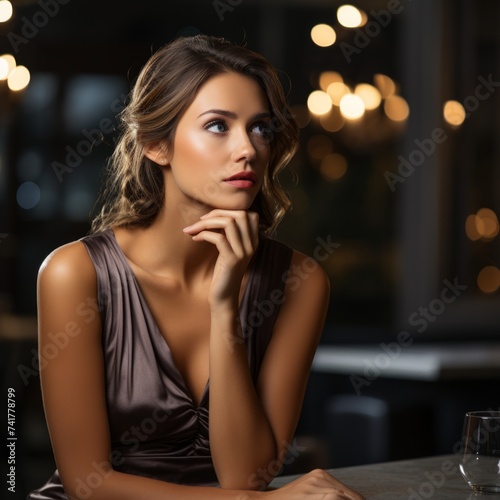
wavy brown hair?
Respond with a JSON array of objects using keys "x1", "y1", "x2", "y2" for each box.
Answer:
[{"x1": 91, "y1": 34, "x2": 299, "y2": 235}]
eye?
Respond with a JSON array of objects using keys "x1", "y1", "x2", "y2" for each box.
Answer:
[
  {"x1": 251, "y1": 122, "x2": 272, "y2": 138},
  {"x1": 205, "y1": 120, "x2": 228, "y2": 134}
]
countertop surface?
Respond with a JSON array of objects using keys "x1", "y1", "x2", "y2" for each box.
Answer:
[
  {"x1": 312, "y1": 342, "x2": 500, "y2": 381},
  {"x1": 270, "y1": 454, "x2": 500, "y2": 499}
]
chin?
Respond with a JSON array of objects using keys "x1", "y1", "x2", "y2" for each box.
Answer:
[{"x1": 205, "y1": 195, "x2": 257, "y2": 212}]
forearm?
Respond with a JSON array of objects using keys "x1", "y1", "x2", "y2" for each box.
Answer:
[
  {"x1": 208, "y1": 308, "x2": 278, "y2": 490},
  {"x1": 65, "y1": 468, "x2": 265, "y2": 500}
]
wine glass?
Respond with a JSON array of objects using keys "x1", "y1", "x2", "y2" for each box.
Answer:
[{"x1": 459, "y1": 411, "x2": 500, "y2": 493}]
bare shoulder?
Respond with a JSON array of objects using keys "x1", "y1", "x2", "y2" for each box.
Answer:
[
  {"x1": 285, "y1": 248, "x2": 330, "y2": 301},
  {"x1": 38, "y1": 239, "x2": 96, "y2": 289}
]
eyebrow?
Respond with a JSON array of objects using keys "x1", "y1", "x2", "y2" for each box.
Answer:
[{"x1": 197, "y1": 109, "x2": 272, "y2": 120}]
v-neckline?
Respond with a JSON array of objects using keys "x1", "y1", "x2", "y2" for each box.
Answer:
[{"x1": 106, "y1": 228, "x2": 255, "y2": 408}]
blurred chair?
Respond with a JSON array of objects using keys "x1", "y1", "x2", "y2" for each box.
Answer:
[{"x1": 325, "y1": 394, "x2": 390, "y2": 467}]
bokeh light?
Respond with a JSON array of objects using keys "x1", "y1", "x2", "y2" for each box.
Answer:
[
  {"x1": 0, "y1": 53, "x2": 16, "y2": 80},
  {"x1": 476, "y1": 208, "x2": 499, "y2": 239},
  {"x1": 465, "y1": 214, "x2": 481, "y2": 241},
  {"x1": 339, "y1": 93, "x2": 365, "y2": 120},
  {"x1": 8, "y1": 65, "x2": 30, "y2": 91},
  {"x1": 311, "y1": 24, "x2": 337, "y2": 47},
  {"x1": 374, "y1": 73, "x2": 396, "y2": 98},
  {"x1": 320, "y1": 108, "x2": 345, "y2": 132},
  {"x1": 0, "y1": 0, "x2": 13, "y2": 23},
  {"x1": 320, "y1": 153, "x2": 348, "y2": 180},
  {"x1": 465, "y1": 209, "x2": 499, "y2": 241},
  {"x1": 337, "y1": 4, "x2": 363, "y2": 28},
  {"x1": 16, "y1": 181, "x2": 41, "y2": 209},
  {"x1": 443, "y1": 100, "x2": 466, "y2": 127},
  {"x1": 384, "y1": 95, "x2": 409, "y2": 122},
  {"x1": 327, "y1": 82, "x2": 351, "y2": 106},
  {"x1": 307, "y1": 90, "x2": 332, "y2": 115},
  {"x1": 319, "y1": 71, "x2": 343, "y2": 92},
  {"x1": 355, "y1": 83, "x2": 382, "y2": 110},
  {"x1": 477, "y1": 266, "x2": 500, "y2": 294}
]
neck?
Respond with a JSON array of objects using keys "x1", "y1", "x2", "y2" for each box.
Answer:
[{"x1": 115, "y1": 200, "x2": 218, "y2": 286}]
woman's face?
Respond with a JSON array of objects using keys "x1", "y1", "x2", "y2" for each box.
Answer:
[{"x1": 156, "y1": 72, "x2": 272, "y2": 213}]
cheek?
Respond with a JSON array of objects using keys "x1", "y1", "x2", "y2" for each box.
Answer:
[{"x1": 171, "y1": 132, "x2": 223, "y2": 170}]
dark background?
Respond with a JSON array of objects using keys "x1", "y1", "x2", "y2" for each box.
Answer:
[{"x1": 1, "y1": 0, "x2": 499, "y2": 497}]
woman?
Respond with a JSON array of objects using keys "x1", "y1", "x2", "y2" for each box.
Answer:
[{"x1": 29, "y1": 35, "x2": 363, "y2": 499}]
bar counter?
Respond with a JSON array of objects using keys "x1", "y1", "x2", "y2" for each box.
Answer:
[{"x1": 270, "y1": 454, "x2": 500, "y2": 499}]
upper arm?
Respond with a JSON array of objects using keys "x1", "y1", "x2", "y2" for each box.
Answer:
[
  {"x1": 256, "y1": 249, "x2": 330, "y2": 454},
  {"x1": 37, "y1": 241, "x2": 112, "y2": 496}
]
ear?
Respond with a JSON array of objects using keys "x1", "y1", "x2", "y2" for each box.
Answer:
[{"x1": 144, "y1": 143, "x2": 170, "y2": 166}]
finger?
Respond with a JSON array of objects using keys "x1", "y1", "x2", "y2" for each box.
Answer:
[
  {"x1": 301, "y1": 470, "x2": 364, "y2": 499},
  {"x1": 183, "y1": 216, "x2": 235, "y2": 235},
  {"x1": 184, "y1": 217, "x2": 246, "y2": 258},
  {"x1": 199, "y1": 209, "x2": 249, "y2": 220},
  {"x1": 185, "y1": 213, "x2": 258, "y2": 257},
  {"x1": 322, "y1": 473, "x2": 365, "y2": 500},
  {"x1": 190, "y1": 230, "x2": 234, "y2": 257},
  {"x1": 202, "y1": 210, "x2": 259, "y2": 252}
]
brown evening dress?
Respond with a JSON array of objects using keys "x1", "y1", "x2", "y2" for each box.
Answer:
[{"x1": 28, "y1": 229, "x2": 293, "y2": 499}]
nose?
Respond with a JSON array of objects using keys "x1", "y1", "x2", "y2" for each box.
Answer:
[{"x1": 231, "y1": 129, "x2": 257, "y2": 163}]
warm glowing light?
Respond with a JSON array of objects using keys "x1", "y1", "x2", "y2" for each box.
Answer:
[
  {"x1": 384, "y1": 95, "x2": 409, "y2": 122},
  {"x1": 339, "y1": 93, "x2": 365, "y2": 120},
  {"x1": 374, "y1": 73, "x2": 396, "y2": 98},
  {"x1": 477, "y1": 266, "x2": 500, "y2": 294},
  {"x1": 0, "y1": 53, "x2": 15, "y2": 80},
  {"x1": 355, "y1": 83, "x2": 382, "y2": 110},
  {"x1": 0, "y1": 0, "x2": 13, "y2": 23},
  {"x1": 319, "y1": 71, "x2": 343, "y2": 92},
  {"x1": 443, "y1": 100, "x2": 466, "y2": 127},
  {"x1": 320, "y1": 108, "x2": 345, "y2": 132},
  {"x1": 337, "y1": 4, "x2": 363, "y2": 28},
  {"x1": 307, "y1": 135, "x2": 334, "y2": 160},
  {"x1": 465, "y1": 214, "x2": 481, "y2": 241},
  {"x1": 7, "y1": 65, "x2": 30, "y2": 91},
  {"x1": 0, "y1": 59, "x2": 9, "y2": 80},
  {"x1": 476, "y1": 208, "x2": 499, "y2": 239},
  {"x1": 359, "y1": 10, "x2": 368, "y2": 26},
  {"x1": 320, "y1": 153, "x2": 348, "y2": 180},
  {"x1": 311, "y1": 24, "x2": 337, "y2": 47},
  {"x1": 307, "y1": 90, "x2": 332, "y2": 116},
  {"x1": 466, "y1": 208, "x2": 499, "y2": 241},
  {"x1": 327, "y1": 82, "x2": 351, "y2": 106}
]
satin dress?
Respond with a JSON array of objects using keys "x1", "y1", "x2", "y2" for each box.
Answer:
[{"x1": 28, "y1": 229, "x2": 293, "y2": 498}]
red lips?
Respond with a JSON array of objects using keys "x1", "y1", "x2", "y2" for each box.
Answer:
[
  {"x1": 223, "y1": 171, "x2": 258, "y2": 189},
  {"x1": 225, "y1": 171, "x2": 257, "y2": 183}
]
